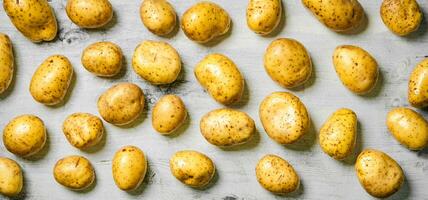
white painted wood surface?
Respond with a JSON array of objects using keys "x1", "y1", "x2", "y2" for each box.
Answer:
[{"x1": 0, "y1": 0, "x2": 427, "y2": 199}]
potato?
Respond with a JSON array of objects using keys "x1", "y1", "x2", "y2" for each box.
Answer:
[
  {"x1": 355, "y1": 149, "x2": 404, "y2": 198},
  {"x1": 408, "y1": 58, "x2": 428, "y2": 108},
  {"x1": 255, "y1": 154, "x2": 299, "y2": 194},
  {"x1": 63, "y1": 113, "x2": 104, "y2": 149},
  {"x1": 259, "y1": 92, "x2": 310, "y2": 144},
  {"x1": 264, "y1": 38, "x2": 312, "y2": 88},
  {"x1": 246, "y1": 0, "x2": 282, "y2": 35},
  {"x1": 112, "y1": 146, "x2": 147, "y2": 191},
  {"x1": 53, "y1": 155, "x2": 95, "y2": 190},
  {"x1": 140, "y1": 0, "x2": 177, "y2": 36},
  {"x1": 333, "y1": 45, "x2": 378, "y2": 94},
  {"x1": 0, "y1": 33, "x2": 14, "y2": 94},
  {"x1": 319, "y1": 108, "x2": 357, "y2": 160},
  {"x1": 169, "y1": 150, "x2": 215, "y2": 188},
  {"x1": 387, "y1": 107, "x2": 428, "y2": 150},
  {"x1": 152, "y1": 94, "x2": 187, "y2": 135},
  {"x1": 380, "y1": 0, "x2": 422, "y2": 36},
  {"x1": 200, "y1": 108, "x2": 255, "y2": 147},
  {"x1": 66, "y1": 0, "x2": 113, "y2": 28},
  {"x1": 195, "y1": 54, "x2": 244, "y2": 105},
  {"x1": 3, "y1": 0, "x2": 57, "y2": 42},
  {"x1": 81, "y1": 42, "x2": 123, "y2": 77},
  {"x1": 3, "y1": 115, "x2": 46, "y2": 157},
  {"x1": 30, "y1": 55, "x2": 74, "y2": 105},
  {"x1": 132, "y1": 40, "x2": 181, "y2": 85},
  {"x1": 0, "y1": 157, "x2": 23, "y2": 197},
  {"x1": 181, "y1": 2, "x2": 230, "y2": 43}
]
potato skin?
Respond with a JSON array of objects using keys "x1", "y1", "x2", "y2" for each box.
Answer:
[
  {"x1": 82, "y1": 42, "x2": 123, "y2": 77},
  {"x1": 53, "y1": 155, "x2": 95, "y2": 190},
  {"x1": 0, "y1": 157, "x2": 23, "y2": 197},
  {"x1": 140, "y1": 0, "x2": 177, "y2": 36},
  {"x1": 408, "y1": 58, "x2": 428, "y2": 108},
  {"x1": 112, "y1": 146, "x2": 147, "y2": 191},
  {"x1": 66, "y1": 0, "x2": 113, "y2": 28},
  {"x1": 63, "y1": 113, "x2": 104, "y2": 149},
  {"x1": 0, "y1": 33, "x2": 14, "y2": 94},
  {"x1": 246, "y1": 0, "x2": 282, "y2": 35},
  {"x1": 152, "y1": 95, "x2": 187, "y2": 134},
  {"x1": 380, "y1": 0, "x2": 422, "y2": 36}
]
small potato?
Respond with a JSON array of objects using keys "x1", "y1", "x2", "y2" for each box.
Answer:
[
  {"x1": 200, "y1": 108, "x2": 255, "y2": 147},
  {"x1": 0, "y1": 33, "x2": 14, "y2": 94},
  {"x1": 140, "y1": 0, "x2": 177, "y2": 36},
  {"x1": 256, "y1": 154, "x2": 300, "y2": 194},
  {"x1": 112, "y1": 146, "x2": 147, "y2": 191},
  {"x1": 264, "y1": 38, "x2": 312, "y2": 88},
  {"x1": 66, "y1": 0, "x2": 113, "y2": 28},
  {"x1": 380, "y1": 0, "x2": 422, "y2": 36},
  {"x1": 355, "y1": 149, "x2": 404, "y2": 198},
  {"x1": 0, "y1": 157, "x2": 23, "y2": 197},
  {"x1": 333, "y1": 45, "x2": 378, "y2": 94},
  {"x1": 63, "y1": 113, "x2": 104, "y2": 149},
  {"x1": 408, "y1": 58, "x2": 428, "y2": 107},
  {"x1": 169, "y1": 150, "x2": 215, "y2": 188},
  {"x1": 181, "y1": 2, "x2": 230, "y2": 43},
  {"x1": 98, "y1": 83, "x2": 145, "y2": 126},
  {"x1": 132, "y1": 40, "x2": 181, "y2": 85},
  {"x1": 3, "y1": 115, "x2": 46, "y2": 157},
  {"x1": 387, "y1": 107, "x2": 428, "y2": 150},
  {"x1": 246, "y1": 0, "x2": 282, "y2": 35},
  {"x1": 30, "y1": 55, "x2": 74, "y2": 105},
  {"x1": 81, "y1": 42, "x2": 123, "y2": 77},
  {"x1": 152, "y1": 95, "x2": 187, "y2": 134},
  {"x1": 195, "y1": 54, "x2": 244, "y2": 105},
  {"x1": 53, "y1": 155, "x2": 95, "y2": 190},
  {"x1": 3, "y1": 0, "x2": 57, "y2": 42},
  {"x1": 259, "y1": 92, "x2": 310, "y2": 144}
]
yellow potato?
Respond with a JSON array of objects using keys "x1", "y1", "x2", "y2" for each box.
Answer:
[
  {"x1": 0, "y1": 33, "x2": 14, "y2": 94},
  {"x1": 53, "y1": 155, "x2": 95, "y2": 190},
  {"x1": 195, "y1": 54, "x2": 244, "y2": 105},
  {"x1": 3, "y1": 0, "x2": 57, "y2": 42},
  {"x1": 169, "y1": 150, "x2": 215, "y2": 188},
  {"x1": 387, "y1": 107, "x2": 428, "y2": 150},
  {"x1": 259, "y1": 92, "x2": 310, "y2": 144},
  {"x1": 256, "y1": 154, "x2": 299, "y2": 194},
  {"x1": 380, "y1": 0, "x2": 422, "y2": 36},
  {"x1": 30, "y1": 55, "x2": 74, "y2": 105},
  {"x1": 333, "y1": 45, "x2": 378, "y2": 94},
  {"x1": 132, "y1": 40, "x2": 181, "y2": 85},
  {"x1": 81, "y1": 41, "x2": 123, "y2": 77},
  {"x1": 152, "y1": 94, "x2": 187, "y2": 135},
  {"x1": 66, "y1": 0, "x2": 113, "y2": 28},
  {"x1": 3, "y1": 115, "x2": 46, "y2": 157},
  {"x1": 355, "y1": 149, "x2": 404, "y2": 198},
  {"x1": 140, "y1": 0, "x2": 177, "y2": 36},
  {"x1": 181, "y1": 2, "x2": 230, "y2": 43},
  {"x1": 200, "y1": 108, "x2": 255, "y2": 147},
  {"x1": 63, "y1": 113, "x2": 104, "y2": 149},
  {"x1": 319, "y1": 108, "x2": 357, "y2": 160},
  {"x1": 264, "y1": 38, "x2": 312, "y2": 88},
  {"x1": 112, "y1": 146, "x2": 147, "y2": 191},
  {"x1": 0, "y1": 157, "x2": 23, "y2": 197},
  {"x1": 408, "y1": 58, "x2": 428, "y2": 107},
  {"x1": 246, "y1": 0, "x2": 282, "y2": 35}
]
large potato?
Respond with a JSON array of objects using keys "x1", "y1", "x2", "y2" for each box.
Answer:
[
  {"x1": 3, "y1": 0, "x2": 57, "y2": 42},
  {"x1": 81, "y1": 41, "x2": 123, "y2": 77},
  {"x1": 66, "y1": 0, "x2": 113, "y2": 28},
  {"x1": 112, "y1": 146, "x2": 147, "y2": 191},
  {"x1": 152, "y1": 94, "x2": 187, "y2": 135},
  {"x1": 408, "y1": 58, "x2": 428, "y2": 107},
  {"x1": 0, "y1": 157, "x2": 23, "y2": 197},
  {"x1": 380, "y1": 0, "x2": 422, "y2": 36},
  {"x1": 3, "y1": 115, "x2": 46, "y2": 157},
  {"x1": 63, "y1": 113, "x2": 104, "y2": 149},
  {"x1": 355, "y1": 149, "x2": 404, "y2": 198},
  {"x1": 0, "y1": 33, "x2": 14, "y2": 94},
  {"x1": 53, "y1": 155, "x2": 95, "y2": 190},
  {"x1": 264, "y1": 38, "x2": 312, "y2": 88},
  {"x1": 246, "y1": 0, "x2": 282, "y2": 35},
  {"x1": 195, "y1": 54, "x2": 244, "y2": 105},
  {"x1": 140, "y1": 0, "x2": 177, "y2": 36},
  {"x1": 259, "y1": 92, "x2": 310, "y2": 144}
]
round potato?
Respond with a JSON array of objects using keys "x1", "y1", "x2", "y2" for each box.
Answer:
[
  {"x1": 132, "y1": 40, "x2": 181, "y2": 85},
  {"x1": 53, "y1": 155, "x2": 95, "y2": 190},
  {"x1": 195, "y1": 54, "x2": 244, "y2": 105},
  {"x1": 63, "y1": 113, "x2": 104, "y2": 149},
  {"x1": 181, "y1": 2, "x2": 230, "y2": 43},
  {"x1": 408, "y1": 58, "x2": 428, "y2": 108},
  {"x1": 169, "y1": 150, "x2": 215, "y2": 188},
  {"x1": 355, "y1": 149, "x2": 404, "y2": 198},
  {"x1": 0, "y1": 157, "x2": 23, "y2": 197},
  {"x1": 3, "y1": 115, "x2": 46, "y2": 157},
  {"x1": 3, "y1": 0, "x2": 57, "y2": 42},
  {"x1": 264, "y1": 38, "x2": 312, "y2": 88},
  {"x1": 259, "y1": 92, "x2": 310, "y2": 144},
  {"x1": 256, "y1": 154, "x2": 299, "y2": 194},
  {"x1": 81, "y1": 41, "x2": 123, "y2": 77},
  {"x1": 246, "y1": 0, "x2": 282, "y2": 35},
  {"x1": 66, "y1": 0, "x2": 113, "y2": 28},
  {"x1": 380, "y1": 0, "x2": 422, "y2": 36},
  {"x1": 152, "y1": 94, "x2": 187, "y2": 134},
  {"x1": 112, "y1": 146, "x2": 147, "y2": 191},
  {"x1": 0, "y1": 33, "x2": 14, "y2": 94},
  {"x1": 140, "y1": 0, "x2": 177, "y2": 36}
]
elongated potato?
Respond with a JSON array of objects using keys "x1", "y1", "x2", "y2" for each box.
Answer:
[
  {"x1": 81, "y1": 41, "x2": 123, "y2": 77},
  {"x1": 152, "y1": 95, "x2": 187, "y2": 134},
  {"x1": 246, "y1": 0, "x2": 282, "y2": 35},
  {"x1": 140, "y1": 0, "x2": 177, "y2": 36},
  {"x1": 53, "y1": 155, "x2": 95, "y2": 190},
  {"x1": 380, "y1": 0, "x2": 422, "y2": 36},
  {"x1": 408, "y1": 58, "x2": 428, "y2": 108},
  {"x1": 0, "y1": 157, "x2": 23, "y2": 197},
  {"x1": 0, "y1": 33, "x2": 14, "y2": 94},
  {"x1": 63, "y1": 113, "x2": 104, "y2": 149},
  {"x1": 112, "y1": 146, "x2": 147, "y2": 191},
  {"x1": 66, "y1": 0, "x2": 113, "y2": 28}
]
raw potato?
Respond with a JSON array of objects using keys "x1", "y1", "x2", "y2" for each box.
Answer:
[
  {"x1": 132, "y1": 40, "x2": 181, "y2": 85},
  {"x1": 3, "y1": 115, "x2": 46, "y2": 157},
  {"x1": 319, "y1": 108, "x2": 357, "y2": 160},
  {"x1": 259, "y1": 92, "x2": 310, "y2": 144},
  {"x1": 195, "y1": 54, "x2": 244, "y2": 105},
  {"x1": 66, "y1": 0, "x2": 113, "y2": 28},
  {"x1": 246, "y1": 0, "x2": 282, "y2": 35},
  {"x1": 181, "y1": 2, "x2": 231, "y2": 43},
  {"x1": 386, "y1": 107, "x2": 428, "y2": 150},
  {"x1": 0, "y1": 157, "x2": 23, "y2": 197},
  {"x1": 200, "y1": 108, "x2": 255, "y2": 147},
  {"x1": 256, "y1": 154, "x2": 300, "y2": 194},
  {"x1": 333, "y1": 45, "x2": 378, "y2": 94},
  {"x1": 3, "y1": 0, "x2": 57, "y2": 42},
  {"x1": 169, "y1": 150, "x2": 215, "y2": 188},
  {"x1": 98, "y1": 83, "x2": 145, "y2": 126},
  {"x1": 53, "y1": 155, "x2": 95, "y2": 190},
  {"x1": 63, "y1": 113, "x2": 104, "y2": 149},
  {"x1": 380, "y1": 0, "x2": 422, "y2": 36},
  {"x1": 30, "y1": 55, "x2": 74, "y2": 105},
  {"x1": 408, "y1": 58, "x2": 428, "y2": 107},
  {"x1": 152, "y1": 95, "x2": 187, "y2": 134},
  {"x1": 0, "y1": 33, "x2": 14, "y2": 94},
  {"x1": 81, "y1": 42, "x2": 123, "y2": 77},
  {"x1": 355, "y1": 149, "x2": 404, "y2": 198},
  {"x1": 140, "y1": 0, "x2": 177, "y2": 36},
  {"x1": 112, "y1": 146, "x2": 147, "y2": 191},
  {"x1": 264, "y1": 38, "x2": 312, "y2": 88}
]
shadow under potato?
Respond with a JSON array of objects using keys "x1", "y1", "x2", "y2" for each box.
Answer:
[
  {"x1": 220, "y1": 129, "x2": 261, "y2": 151},
  {"x1": 200, "y1": 20, "x2": 233, "y2": 47},
  {"x1": 341, "y1": 121, "x2": 363, "y2": 165},
  {"x1": 261, "y1": 0, "x2": 286, "y2": 38},
  {"x1": 283, "y1": 120, "x2": 316, "y2": 151},
  {"x1": 24, "y1": 129, "x2": 50, "y2": 161}
]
